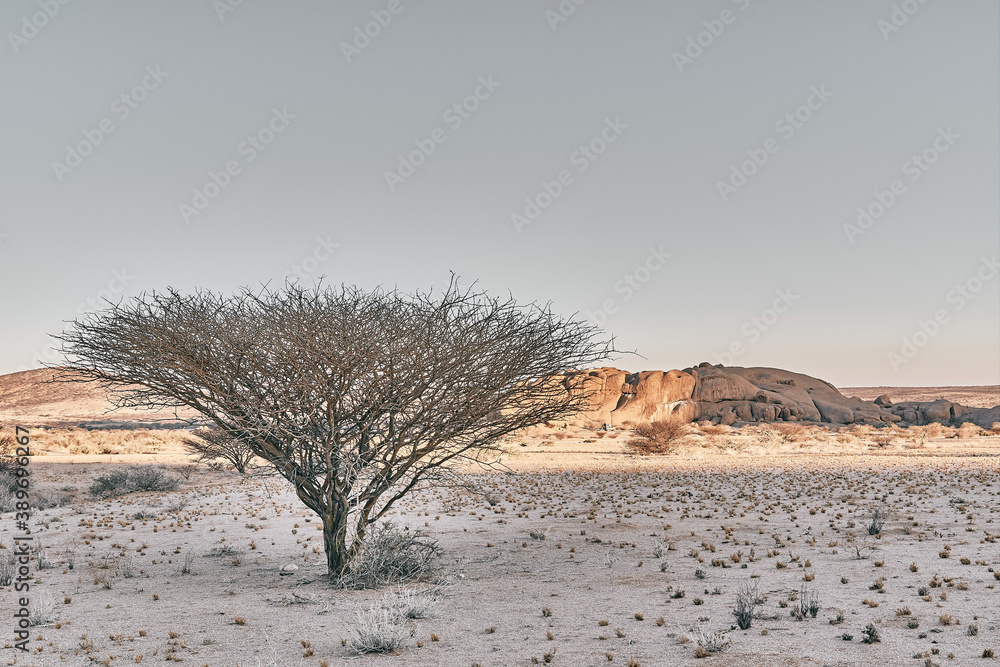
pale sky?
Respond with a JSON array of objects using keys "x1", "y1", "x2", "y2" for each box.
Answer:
[{"x1": 1, "y1": 1, "x2": 997, "y2": 387}]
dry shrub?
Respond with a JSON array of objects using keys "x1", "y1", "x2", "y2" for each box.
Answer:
[
  {"x1": 337, "y1": 522, "x2": 441, "y2": 589},
  {"x1": 871, "y1": 432, "x2": 896, "y2": 448},
  {"x1": 0, "y1": 435, "x2": 17, "y2": 475},
  {"x1": 89, "y1": 466, "x2": 181, "y2": 498},
  {"x1": 695, "y1": 422, "x2": 731, "y2": 436},
  {"x1": 768, "y1": 422, "x2": 806, "y2": 442},
  {"x1": 990, "y1": 422, "x2": 1000, "y2": 435},
  {"x1": 845, "y1": 424, "x2": 877, "y2": 438},
  {"x1": 920, "y1": 423, "x2": 949, "y2": 438},
  {"x1": 955, "y1": 422, "x2": 983, "y2": 439},
  {"x1": 625, "y1": 420, "x2": 689, "y2": 455}
]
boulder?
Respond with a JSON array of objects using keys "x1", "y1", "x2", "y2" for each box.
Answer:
[{"x1": 874, "y1": 394, "x2": 892, "y2": 408}]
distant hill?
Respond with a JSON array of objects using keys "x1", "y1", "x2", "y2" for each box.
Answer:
[
  {"x1": 0, "y1": 368, "x2": 197, "y2": 428},
  {"x1": 840, "y1": 385, "x2": 1000, "y2": 409}
]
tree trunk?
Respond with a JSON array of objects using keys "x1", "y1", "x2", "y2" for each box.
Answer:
[{"x1": 321, "y1": 503, "x2": 350, "y2": 576}]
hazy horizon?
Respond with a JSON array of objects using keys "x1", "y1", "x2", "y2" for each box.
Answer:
[{"x1": 1, "y1": 1, "x2": 997, "y2": 388}]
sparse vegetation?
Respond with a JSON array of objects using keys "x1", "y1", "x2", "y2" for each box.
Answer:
[{"x1": 89, "y1": 466, "x2": 181, "y2": 498}]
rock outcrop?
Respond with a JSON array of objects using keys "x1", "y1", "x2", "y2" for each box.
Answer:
[
  {"x1": 884, "y1": 399, "x2": 998, "y2": 426},
  {"x1": 558, "y1": 364, "x2": 994, "y2": 427}
]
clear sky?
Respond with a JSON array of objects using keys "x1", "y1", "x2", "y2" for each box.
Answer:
[{"x1": 1, "y1": 1, "x2": 997, "y2": 387}]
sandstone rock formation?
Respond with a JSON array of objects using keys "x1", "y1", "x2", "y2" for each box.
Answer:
[
  {"x1": 558, "y1": 364, "x2": 994, "y2": 427},
  {"x1": 885, "y1": 399, "x2": 1000, "y2": 427}
]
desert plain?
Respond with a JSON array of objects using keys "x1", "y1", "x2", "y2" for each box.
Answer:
[{"x1": 1, "y1": 374, "x2": 999, "y2": 667}]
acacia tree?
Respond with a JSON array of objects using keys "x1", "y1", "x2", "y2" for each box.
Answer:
[
  {"x1": 182, "y1": 428, "x2": 257, "y2": 474},
  {"x1": 55, "y1": 280, "x2": 612, "y2": 575}
]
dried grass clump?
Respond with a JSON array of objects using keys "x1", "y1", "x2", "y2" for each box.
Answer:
[
  {"x1": 768, "y1": 422, "x2": 807, "y2": 442},
  {"x1": 955, "y1": 422, "x2": 984, "y2": 439},
  {"x1": 0, "y1": 555, "x2": 14, "y2": 586},
  {"x1": 625, "y1": 420, "x2": 689, "y2": 455},
  {"x1": 388, "y1": 588, "x2": 437, "y2": 620},
  {"x1": 685, "y1": 626, "x2": 730, "y2": 654},
  {"x1": 337, "y1": 522, "x2": 441, "y2": 589},
  {"x1": 695, "y1": 422, "x2": 731, "y2": 436},
  {"x1": 918, "y1": 423, "x2": 952, "y2": 439},
  {"x1": 348, "y1": 605, "x2": 408, "y2": 654},
  {"x1": 28, "y1": 591, "x2": 57, "y2": 626}
]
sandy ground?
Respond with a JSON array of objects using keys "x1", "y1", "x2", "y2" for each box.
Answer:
[{"x1": 2, "y1": 422, "x2": 999, "y2": 667}]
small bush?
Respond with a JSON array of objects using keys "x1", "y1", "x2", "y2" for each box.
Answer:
[
  {"x1": 955, "y1": 422, "x2": 982, "y2": 439},
  {"x1": 0, "y1": 555, "x2": 14, "y2": 586},
  {"x1": 337, "y1": 522, "x2": 441, "y2": 589},
  {"x1": 349, "y1": 604, "x2": 408, "y2": 654},
  {"x1": 733, "y1": 580, "x2": 762, "y2": 630},
  {"x1": 0, "y1": 435, "x2": 17, "y2": 475},
  {"x1": 804, "y1": 590, "x2": 821, "y2": 618},
  {"x1": 89, "y1": 466, "x2": 181, "y2": 498},
  {"x1": 862, "y1": 623, "x2": 881, "y2": 644},
  {"x1": 685, "y1": 626, "x2": 730, "y2": 654},
  {"x1": 28, "y1": 591, "x2": 57, "y2": 626},
  {"x1": 389, "y1": 588, "x2": 436, "y2": 620},
  {"x1": 0, "y1": 479, "x2": 14, "y2": 513},
  {"x1": 625, "y1": 420, "x2": 689, "y2": 455},
  {"x1": 867, "y1": 504, "x2": 889, "y2": 535}
]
